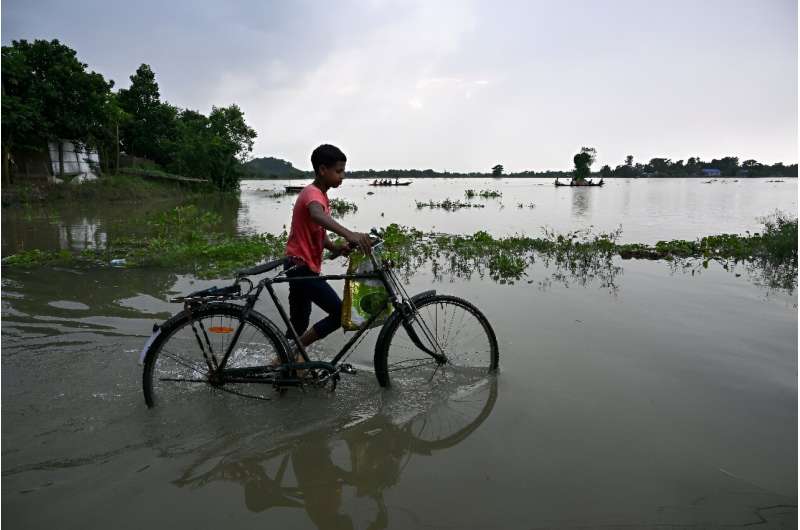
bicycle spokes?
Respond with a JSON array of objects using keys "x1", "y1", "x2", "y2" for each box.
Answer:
[
  {"x1": 382, "y1": 296, "x2": 497, "y2": 388},
  {"x1": 147, "y1": 309, "x2": 287, "y2": 405}
]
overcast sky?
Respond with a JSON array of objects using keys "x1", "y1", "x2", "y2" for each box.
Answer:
[{"x1": 3, "y1": 0, "x2": 797, "y2": 171}]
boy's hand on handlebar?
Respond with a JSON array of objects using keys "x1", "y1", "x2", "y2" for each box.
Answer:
[
  {"x1": 335, "y1": 240, "x2": 354, "y2": 257},
  {"x1": 347, "y1": 232, "x2": 373, "y2": 254}
]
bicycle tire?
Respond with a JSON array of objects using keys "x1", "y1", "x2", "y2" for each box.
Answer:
[
  {"x1": 373, "y1": 294, "x2": 499, "y2": 389},
  {"x1": 142, "y1": 303, "x2": 290, "y2": 408}
]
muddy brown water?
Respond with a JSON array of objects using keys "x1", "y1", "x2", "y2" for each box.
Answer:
[{"x1": 2, "y1": 178, "x2": 797, "y2": 528}]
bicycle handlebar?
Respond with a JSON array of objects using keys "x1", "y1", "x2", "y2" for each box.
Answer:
[{"x1": 326, "y1": 230, "x2": 383, "y2": 259}]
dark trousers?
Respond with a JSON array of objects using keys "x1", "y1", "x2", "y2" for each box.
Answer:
[{"x1": 284, "y1": 263, "x2": 342, "y2": 341}]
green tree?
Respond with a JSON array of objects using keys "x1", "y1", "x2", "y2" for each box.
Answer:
[
  {"x1": 613, "y1": 155, "x2": 638, "y2": 178},
  {"x1": 686, "y1": 157, "x2": 704, "y2": 175},
  {"x1": 118, "y1": 64, "x2": 178, "y2": 165},
  {"x1": 741, "y1": 159, "x2": 762, "y2": 176},
  {"x1": 600, "y1": 164, "x2": 612, "y2": 179},
  {"x1": 709, "y1": 156, "x2": 739, "y2": 176},
  {"x1": 1, "y1": 39, "x2": 114, "y2": 180},
  {"x1": 167, "y1": 104, "x2": 256, "y2": 191},
  {"x1": 89, "y1": 92, "x2": 131, "y2": 174},
  {"x1": 492, "y1": 164, "x2": 504, "y2": 176},
  {"x1": 572, "y1": 147, "x2": 596, "y2": 182},
  {"x1": 647, "y1": 158, "x2": 672, "y2": 175}
]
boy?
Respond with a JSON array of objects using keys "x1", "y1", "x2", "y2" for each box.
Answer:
[{"x1": 283, "y1": 144, "x2": 372, "y2": 361}]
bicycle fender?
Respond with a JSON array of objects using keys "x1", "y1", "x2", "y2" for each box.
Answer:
[
  {"x1": 374, "y1": 290, "x2": 436, "y2": 357},
  {"x1": 138, "y1": 323, "x2": 162, "y2": 366}
]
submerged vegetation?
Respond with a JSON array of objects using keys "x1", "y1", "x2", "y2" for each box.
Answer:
[
  {"x1": 2, "y1": 249, "x2": 74, "y2": 267},
  {"x1": 3, "y1": 205, "x2": 285, "y2": 278},
  {"x1": 372, "y1": 215, "x2": 798, "y2": 291},
  {"x1": 3, "y1": 203, "x2": 796, "y2": 291},
  {"x1": 329, "y1": 198, "x2": 358, "y2": 218},
  {"x1": 415, "y1": 199, "x2": 485, "y2": 210},
  {"x1": 464, "y1": 189, "x2": 503, "y2": 199},
  {"x1": 257, "y1": 189, "x2": 356, "y2": 217},
  {"x1": 416, "y1": 189, "x2": 503, "y2": 211}
]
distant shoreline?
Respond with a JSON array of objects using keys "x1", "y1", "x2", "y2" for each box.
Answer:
[
  {"x1": 243, "y1": 175, "x2": 798, "y2": 180},
  {"x1": 244, "y1": 155, "x2": 798, "y2": 181}
]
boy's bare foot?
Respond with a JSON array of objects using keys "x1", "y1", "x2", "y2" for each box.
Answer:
[
  {"x1": 292, "y1": 350, "x2": 306, "y2": 378},
  {"x1": 270, "y1": 349, "x2": 305, "y2": 377}
]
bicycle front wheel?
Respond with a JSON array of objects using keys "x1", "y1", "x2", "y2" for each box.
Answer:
[
  {"x1": 374, "y1": 295, "x2": 499, "y2": 389},
  {"x1": 142, "y1": 303, "x2": 290, "y2": 408}
]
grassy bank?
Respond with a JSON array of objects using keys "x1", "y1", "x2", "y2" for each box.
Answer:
[{"x1": 1, "y1": 173, "x2": 212, "y2": 207}]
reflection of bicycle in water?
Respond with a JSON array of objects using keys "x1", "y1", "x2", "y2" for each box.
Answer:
[{"x1": 172, "y1": 377, "x2": 498, "y2": 530}]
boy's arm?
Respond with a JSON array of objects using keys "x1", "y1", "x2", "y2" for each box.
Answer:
[{"x1": 308, "y1": 202, "x2": 372, "y2": 253}]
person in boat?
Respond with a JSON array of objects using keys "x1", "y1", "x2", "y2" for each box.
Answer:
[
  {"x1": 372, "y1": 179, "x2": 378, "y2": 186},
  {"x1": 281, "y1": 144, "x2": 372, "y2": 365},
  {"x1": 394, "y1": 178, "x2": 399, "y2": 185}
]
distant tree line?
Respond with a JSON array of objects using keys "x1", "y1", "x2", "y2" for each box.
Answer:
[
  {"x1": 599, "y1": 155, "x2": 796, "y2": 179},
  {"x1": 2, "y1": 39, "x2": 256, "y2": 190},
  {"x1": 246, "y1": 152, "x2": 796, "y2": 181}
]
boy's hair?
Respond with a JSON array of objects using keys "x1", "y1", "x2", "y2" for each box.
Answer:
[{"x1": 311, "y1": 144, "x2": 347, "y2": 175}]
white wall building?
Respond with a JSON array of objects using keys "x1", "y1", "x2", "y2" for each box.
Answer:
[{"x1": 47, "y1": 141, "x2": 100, "y2": 182}]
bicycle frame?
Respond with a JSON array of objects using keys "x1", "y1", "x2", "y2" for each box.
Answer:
[{"x1": 210, "y1": 249, "x2": 446, "y2": 378}]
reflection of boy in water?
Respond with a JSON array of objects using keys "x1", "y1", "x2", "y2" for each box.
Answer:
[
  {"x1": 290, "y1": 417, "x2": 406, "y2": 530},
  {"x1": 239, "y1": 439, "x2": 357, "y2": 530},
  {"x1": 210, "y1": 420, "x2": 402, "y2": 529},
  {"x1": 292, "y1": 438, "x2": 354, "y2": 530}
]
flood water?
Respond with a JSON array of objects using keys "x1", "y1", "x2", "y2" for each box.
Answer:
[{"x1": 2, "y1": 178, "x2": 797, "y2": 528}]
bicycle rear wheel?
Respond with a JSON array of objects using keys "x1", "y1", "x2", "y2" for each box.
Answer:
[
  {"x1": 374, "y1": 295, "x2": 499, "y2": 389},
  {"x1": 142, "y1": 303, "x2": 290, "y2": 408}
]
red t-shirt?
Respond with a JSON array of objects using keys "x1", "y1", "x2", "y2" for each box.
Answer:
[{"x1": 285, "y1": 184, "x2": 330, "y2": 273}]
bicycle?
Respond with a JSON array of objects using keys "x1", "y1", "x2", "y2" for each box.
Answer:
[{"x1": 141, "y1": 230, "x2": 499, "y2": 407}]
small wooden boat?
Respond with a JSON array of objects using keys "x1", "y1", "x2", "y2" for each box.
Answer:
[
  {"x1": 284, "y1": 185, "x2": 305, "y2": 193},
  {"x1": 554, "y1": 178, "x2": 604, "y2": 187},
  {"x1": 368, "y1": 181, "x2": 412, "y2": 186}
]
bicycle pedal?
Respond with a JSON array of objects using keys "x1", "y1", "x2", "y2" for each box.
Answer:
[{"x1": 340, "y1": 363, "x2": 357, "y2": 375}]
